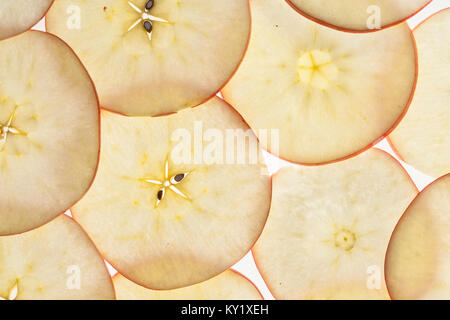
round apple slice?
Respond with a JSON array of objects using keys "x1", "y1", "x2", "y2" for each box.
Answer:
[
  {"x1": 0, "y1": 0, "x2": 54, "y2": 40},
  {"x1": 0, "y1": 31, "x2": 100, "y2": 236},
  {"x1": 385, "y1": 174, "x2": 450, "y2": 300},
  {"x1": 114, "y1": 270, "x2": 262, "y2": 300},
  {"x1": 46, "y1": 0, "x2": 250, "y2": 116},
  {"x1": 222, "y1": 0, "x2": 417, "y2": 165},
  {"x1": 72, "y1": 97, "x2": 271, "y2": 290},
  {"x1": 0, "y1": 215, "x2": 114, "y2": 300},
  {"x1": 287, "y1": 0, "x2": 430, "y2": 32},
  {"x1": 253, "y1": 149, "x2": 418, "y2": 300},
  {"x1": 389, "y1": 9, "x2": 450, "y2": 178}
]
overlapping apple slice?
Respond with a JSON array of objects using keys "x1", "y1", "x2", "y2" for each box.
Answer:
[
  {"x1": 72, "y1": 97, "x2": 271, "y2": 290},
  {"x1": 0, "y1": 215, "x2": 114, "y2": 300},
  {"x1": 0, "y1": 0, "x2": 54, "y2": 40},
  {"x1": 287, "y1": 0, "x2": 430, "y2": 31},
  {"x1": 385, "y1": 174, "x2": 450, "y2": 300},
  {"x1": 389, "y1": 9, "x2": 450, "y2": 178},
  {"x1": 114, "y1": 270, "x2": 262, "y2": 300},
  {"x1": 46, "y1": 0, "x2": 250, "y2": 116},
  {"x1": 0, "y1": 31, "x2": 100, "y2": 236},
  {"x1": 252, "y1": 149, "x2": 418, "y2": 300},
  {"x1": 222, "y1": 0, "x2": 417, "y2": 165}
]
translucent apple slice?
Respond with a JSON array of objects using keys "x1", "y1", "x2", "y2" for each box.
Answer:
[
  {"x1": 389, "y1": 9, "x2": 450, "y2": 178},
  {"x1": 46, "y1": 0, "x2": 250, "y2": 116},
  {"x1": 0, "y1": 31, "x2": 100, "y2": 236},
  {"x1": 114, "y1": 270, "x2": 262, "y2": 300},
  {"x1": 287, "y1": 0, "x2": 430, "y2": 31},
  {"x1": 0, "y1": 0, "x2": 54, "y2": 40},
  {"x1": 252, "y1": 149, "x2": 418, "y2": 299},
  {"x1": 0, "y1": 215, "x2": 114, "y2": 300},
  {"x1": 385, "y1": 174, "x2": 450, "y2": 300},
  {"x1": 72, "y1": 97, "x2": 271, "y2": 290},
  {"x1": 222, "y1": 0, "x2": 417, "y2": 165}
]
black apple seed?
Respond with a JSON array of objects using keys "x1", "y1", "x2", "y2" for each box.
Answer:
[
  {"x1": 157, "y1": 190, "x2": 163, "y2": 200},
  {"x1": 175, "y1": 174, "x2": 185, "y2": 182},
  {"x1": 145, "y1": 0, "x2": 154, "y2": 11},
  {"x1": 144, "y1": 20, "x2": 153, "y2": 33}
]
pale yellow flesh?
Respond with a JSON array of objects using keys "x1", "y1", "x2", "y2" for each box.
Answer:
[
  {"x1": 0, "y1": 215, "x2": 114, "y2": 300},
  {"x1": 0, "y1": 0, "x2": 53, "y2": 40},
  {"x1": 222, "y1": 0, "x2": 416, "y2": 164},
  {"x1": 288, "y1": 0, "x2": 429, "y2": 31},
  {"x1": 389, "y1": 9, "x2": 450, "y2": 178},
  {"x1": 386, "y1": 174, "x2": 450, "y2": 300},
  {"x1": 0, "y1": 31, "x2": 100, "y2": 236},
  {"x1": 72, "y1": 97, "x2": 271, "y2": 290},
  {"x1": 253, "y1": 149, "x2": 418, "y2": 300},
  {"x1": 114, "y1": 270, "x2": 262, "y2": 300},
  {"x1": 46, "y1": 0, "x2": 250, "y2": 116}
]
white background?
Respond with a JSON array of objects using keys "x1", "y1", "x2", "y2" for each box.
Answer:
[{"x1": 32, "y1": 0, "x2": 450, "y2": 299}]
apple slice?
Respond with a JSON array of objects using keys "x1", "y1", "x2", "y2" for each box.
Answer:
[
  {"x1": 114, "y1": 270, "x2": 262, "y2": 300},
  {"x1": 222, "y1": 0, "x2": 417, "y2": 165},
  {"x1": 0, "y1": 31, "x2": 100, "y2": 236},
  {"x1": 389, "y1": 9, "x2": 450, "y2": 178},
  {"x1": 46, "y1": 0, "x2": 250, "y2": 116},
  {"x1": 287, "y1": 0, "x2": 430, "y2": 32},
  {"x1": 0, "y1": 215, "x2": 114, "y2": 300},
  {"x1": 385, "y1": 174, "x2": 450, "y2": 300},
  {"x1": 72, "y1": 97, "x2": 271, "y2": 290},
  {"x1": 252, "y1": 149, "x2": 418, "y2": 299},
  {"x1": 0, "y1": 0, "x2": 54, "y2": 40}
]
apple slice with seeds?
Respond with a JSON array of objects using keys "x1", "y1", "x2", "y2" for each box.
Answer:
[
  {"x1": 46, "y1": 0, "x2": 251, "y2": 116},
  {"x1": 72, "y1": 97, "x2": 271, "y2": 290},
  {"x1": 385, "y1": 174, "x2": 450, "y2": 300},
  {"x1": 0, "y1": 31, "x2": 100, "y2": 236},
  {"x1": 0, "y1": 0, "x2": 54, "y2": 40},
  {"x1": 287, "y1": 0, "x2": 430, "y2": 32},
  {"x1": 114, "y1": 270, "x2": 263, "y2": 300},
  {"x1": 0, "y1": 215, "x2": 114, "y2": 300},
  {"x1": 252, "y1": 149, "x2": 418, "y2": 300},
  {"x1": 222, "y1": 0, "x2": 417, "y2": 165},
  {"x1": 389, "y1": 9, "x2": 450, "y2": 178}
]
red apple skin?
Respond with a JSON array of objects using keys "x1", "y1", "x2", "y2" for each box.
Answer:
[
  {"x1": 45, "y1": 0, "x2": 253, "y2": 118},
  {"x1": 253, "y1": 148, "x2": 418, "y2": 300},
  {"x1": 2, "y1": 30, "x2": 101, "y2": 237},
  {"x1": 384, "y1": 172, "x2": 450, "y2": 300},
  {"x1": 285, "y1": 0, "x2": 432, "y2": 33}
]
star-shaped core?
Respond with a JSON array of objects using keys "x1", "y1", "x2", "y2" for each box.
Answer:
[
  {"x1": 0, "y1": 280, "x2": 18, "y2": 301},
  {"x1": 127, "y1": 0, "x2": 168, "y2": 40},
  {"x1": 143, "y1": 160, "x2": 190, "y2": 207},
  {"x1": 0, "y1": 107, "x2": 27, "y2": 152}
]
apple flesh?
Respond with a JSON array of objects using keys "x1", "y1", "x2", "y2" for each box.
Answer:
[
  {"x1": 222, "y1": 0, "x2": 417, "y2": 165},
  {"x1": 0, "y1": 0, "x2": 54, "y2": 40},
  {"x1": 114, "y1": 270, "x2": 262, "y2": 300},
  {"x1": 253, "y1": 149, "x2": 418, "y2": 299},
  {"x1": 287, "y1": 0, "x2": 430, "y2": 31},
  {"x1": 72, "y1": 97, "x2": 272, "y2": 290},
  {"x1": 0, "y1": 31, "x2": 100, "y2": 236},
  {"x1": 389, "y1": 9, "x2": 450, "y2": 178},
  {"x1": 46, "y1": 0, "x2": 251, "y2": 116},
  {"x1": 0, "y1": 215, "x2": 114, "y2": 300},
  {"x1": 385, "y1": 174, "x2": 450, "y2": 300}
]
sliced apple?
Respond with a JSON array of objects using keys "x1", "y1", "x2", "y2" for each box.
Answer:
[
  {"x1": 0, "y1": 31, "x2": 100, "y2": 236},
  {"x1": 0, "y1": 215, "x2": 114, "y2": 300},
  {"x1": 72, "y1": 97, "x2": 271, "y2": 290},
  {"x1": 46, "y1": 0, "x2": 250, "y2": 116},
  {"x1": 385, "y1": 174, "x2": 450, "y2": 300},
  {"x1": 114, "y1": 270, "x2": 262, "y2": 300},
  {"x1": 0, "y1": 0, "x2": 54, "y2": 40},
  {"x1": 222, "y1": 0, "x2": 417, "y2": 165},
  {"x1": 287, "y1": 0, "x2": 430, "y2": 31},
  {"x1": 252, "y1": 149, "x2": 418, "y2": 300},
  {"x1": 389, "y1": 9, "x2": 450, "y2": 178}
]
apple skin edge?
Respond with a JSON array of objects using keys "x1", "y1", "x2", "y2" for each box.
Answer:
[
  {"x1": 253, "y1": 148, "x2": 418, "y2": 300},
  {"x1": 285, "y1": 0, "x2": 433, "y2": 34},
  {"x1": 384, "y1": 172, "x2": 450, "y2": 300},
  {"x1": 1, "y1": 30, "x2": 102, "y2": 237}
]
